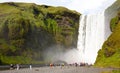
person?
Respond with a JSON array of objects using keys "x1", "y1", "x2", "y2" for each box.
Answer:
[
  {"x1": 10, "y1": 64, "x2": 14, "y2": 70},
  {"x1": 61, "y1": 63, "x2": 64, "y2": 69},
  {"x1": 16, "y1": 64, "x2": 19, "y2": 70},
  {"x1": 50, "y1": 63, "x2": 53, "y2": 68},
  {"x1": 30, "y1": 65, "x2": 32, "y2": 69},
  {"x1": 75, "y1": 63, "x2": 78, "y2": 67}
]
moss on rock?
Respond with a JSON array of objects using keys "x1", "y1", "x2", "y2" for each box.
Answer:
[{"x1": 0, "y1": 2, "x2": 80, "y2": 64}]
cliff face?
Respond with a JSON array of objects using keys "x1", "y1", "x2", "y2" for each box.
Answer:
[
  {"x1": 104, "y1": 0, "x2": 120, "y2": 38},
  {"x1": 95, "y1": 0, "x2": 120, "y2": 68},
  {"x1": 0, "y1": 2, "x2": 80, "y2": 64}
]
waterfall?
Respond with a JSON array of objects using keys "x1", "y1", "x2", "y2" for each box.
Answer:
[
  {"x1": 57, "y1": 0, "x2": 116, "y2": 65},
  {"x1": 77, "y1": 11, "x2": 105, "y2": 64}
]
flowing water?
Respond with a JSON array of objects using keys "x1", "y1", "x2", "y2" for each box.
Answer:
[
  {"x1": 45, "y1": 1, "x2": 117, "y2": 64},
  {"x1": 60, "y1": 11, "x2": 112, "y2": 64},
  {"x1": 77, "y1": 11, "x2": 106, "y2": 64}
]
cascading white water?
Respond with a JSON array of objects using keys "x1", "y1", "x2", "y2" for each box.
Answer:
[
  {"x1": 77, "y1": 11, "x2": 105, "y2": 64},
  {"x1": 52, "y1": 10, "x2": 113, "y2": 64}
]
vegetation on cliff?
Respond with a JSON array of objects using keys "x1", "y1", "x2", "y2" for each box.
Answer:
[
  {"x1": 95, "y1": 11, "x2": 120, "y2": 68},
  {"x1": 0, "y1": 2, "x2": 80, "y2": 64}
]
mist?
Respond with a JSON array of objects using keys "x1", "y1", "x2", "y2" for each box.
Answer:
[{"x1": 43, "y1": 45, "x2": 82, "y2": 64}]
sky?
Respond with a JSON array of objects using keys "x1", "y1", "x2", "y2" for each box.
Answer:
[{"x1": 0, "y1": 0, "x2": 116, "y2": 14}]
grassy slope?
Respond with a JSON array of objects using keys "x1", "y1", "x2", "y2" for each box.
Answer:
[
  {"x1": 95, "y1": 11, "x2": 120, "y2": 68},
  {"x1": 102, "y1": 70, "x2": 120, "y2": 73},
  {"x1": 0, "y1": 2, "x2": 80, "y2": 64}
]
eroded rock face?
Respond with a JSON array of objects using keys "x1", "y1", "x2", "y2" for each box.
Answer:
[{"x1": 0, "y1": 2, "x2": 80, "y2": 64}]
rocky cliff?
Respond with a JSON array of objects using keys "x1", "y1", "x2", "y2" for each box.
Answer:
[
  {"x1": 0, "y1": 2, "x2": 80, "y2": 64},
  {"x1": 95, "y1": 0, "x2": 120, "y2": 68}
]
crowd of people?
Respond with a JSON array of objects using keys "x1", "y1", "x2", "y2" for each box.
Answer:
[
  {"x1": 9, "y1": 62, "x2": 92, "y2": 70},
  {"x1": 10, "y1": 64, "x2": 32, "y2": 70},
  {"x1": 49, "y1": 62, "x2": 92, "y2": 68}
]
